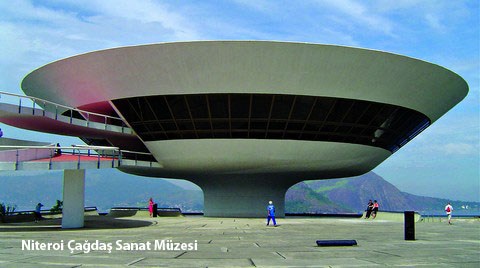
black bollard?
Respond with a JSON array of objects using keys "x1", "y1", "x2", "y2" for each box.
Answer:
[
  {"x1": 404, "y1": 211, "x2": 415, "y2": 240},
  {"x1": 153, "y1": 203, "x2": 158, "y2": 217}
]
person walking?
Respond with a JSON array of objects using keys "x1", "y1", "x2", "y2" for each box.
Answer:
[
  {"x1": 371, "y1": 200, "x2": 379, "y2": 219},
  {"x1": 445, "y1": 202, "x2": 453, "y2": 225},
  {"x1": 266, "y1": 201, "x2": 277, "y2": 226},
  {"x1": 365, "y1": 200, "x2": 373, "y2": 219},
  {"x1": 148, "y1": 198, "x2": 154, "y2": 217},
  {"x1": 34, "y1": 203, "x2": 43, "y2": 222}
]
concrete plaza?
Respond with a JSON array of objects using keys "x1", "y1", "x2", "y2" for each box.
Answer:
[{"x1": 0, "y1": 215, "x2": 479, "y2": 267}]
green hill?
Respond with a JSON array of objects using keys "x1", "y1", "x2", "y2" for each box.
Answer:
[
  {"x1": 290, "y1": 172, "x2": 480, "y2": 215},
  {"x1": 285, "y1": 182, "x2": 353, "y2": 213}
]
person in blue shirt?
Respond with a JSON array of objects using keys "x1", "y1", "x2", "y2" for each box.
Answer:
[
  {"x1": 266, "y1": 201, "x2": 277, "y2": 226},
  {"x1": 34, "y1": 203, "x2": 43, "y2": 222}
]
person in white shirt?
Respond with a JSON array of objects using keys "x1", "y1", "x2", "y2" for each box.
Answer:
[{"x1": 445, "y1": 202, "x2": 453, "y2": 225}]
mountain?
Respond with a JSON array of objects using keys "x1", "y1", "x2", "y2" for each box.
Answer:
[
  {"x1": 0, "y1": 171, "x2": 64, "y2": 211},
  {"x1": 289, "y1": 172, "x2": 480, "y2": 215},
  {"x1": 1, "y1": 169, "x2": 478, "y2": 215},
  {"x1": 0, "y1": 169, "x2": 203, "y2": 213},
  {"x1": 85, "y1": 169, "x2": 203, "y2": 212}
]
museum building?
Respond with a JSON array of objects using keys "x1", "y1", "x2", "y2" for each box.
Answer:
[{"x1": 4, "y1": 41, "x2": 469, "y2": 217}]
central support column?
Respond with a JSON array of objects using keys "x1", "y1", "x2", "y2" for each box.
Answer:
[
  {"x1": 194, "y1": 174, "x2": 297, "y2": 218},
  {"x1": 62, "y1": 169, "x2": 85, "y2": 229}
]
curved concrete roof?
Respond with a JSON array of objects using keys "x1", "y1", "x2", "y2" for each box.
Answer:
[{"x1": 21, "y1": 41, "x2": 468, "y2": 122}]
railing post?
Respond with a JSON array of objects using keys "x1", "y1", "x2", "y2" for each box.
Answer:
[
  {"x1": 55, "y1": 105, "x2": 58, "y2": 120},
  {"x1": 77, "y1": 149, "x2": 81, "y2": 169},
  {"x1": 18, "y1": 98, "x2": 22, "y2": 113},
  {"x1": 97, "y1": 151, "x2": 101, "y2": 169},
  {"x1": 111, "y1": 149, "x2": 115, "y2": 168},
  {"x1": 15, "y1": 149, "x2": 19, "y2": 170},
  {"x1": 118, "y1": 150, "x2": 122, "y2": 167},
  {"x1": 32, "y1": 100, "x2": 36, "y2": 115},
  {"x1": 49, "y1": 148, "x2": 53, "y2": 170}
]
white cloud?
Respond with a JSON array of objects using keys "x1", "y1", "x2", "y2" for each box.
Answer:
[
  {"x1": 314, "y1": 0, "x2": 395, "y2": 36},
  {"x1": 424, "y1": 13, "x2": 446, "y2": 33},
  {"x1": 0, "y1": 0, "x2": 75, "y2": 22},
  {"x1": 0, "y1": 0, "x2": 202, "y2": 90},
  {"x1": 87, "y1": 0, "x2": 200, "y2": 40},
  {"x1": 232, "y1": 0, "x2": 278, "y2": 13},
  {"x1": 439, "y1": 143, "x2": 478, "y2": 156},
  {"x1": 319, "y1": 27, "x2": 359, "y2": 46},
  {"x1": 379, "y1": 0, "x2": 472, "y2": 34},
  {"x1": 404, "y1": 130, "x2": 479, "y2": 158}
]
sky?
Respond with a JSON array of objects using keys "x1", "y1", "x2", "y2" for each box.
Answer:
[{"x1": 0, "y1": 0, "x2": 479, "y2": 202}]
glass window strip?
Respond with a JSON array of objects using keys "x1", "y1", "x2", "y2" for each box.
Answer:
[{"x1": 112, "y1": 94, "x2": 431, "y2": 153}]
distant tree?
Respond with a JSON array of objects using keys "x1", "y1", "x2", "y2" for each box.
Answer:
[
  {"x1": 50, "y1": 200, "x2": 63, "y2": 213},
  {"x1": 0, "y1": 203, "x2": 4, "y2": 223},
  {"x1": 0, "y1": 203, "x2": 16, "y2": 215},
  {"x1": 7, "y1": 204, "x2": 16, "y2": 214},
  {"x1": 0, "y1": 203, "x2": 17, "y2": 222}
]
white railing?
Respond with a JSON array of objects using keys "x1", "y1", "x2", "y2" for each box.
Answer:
[
  {"x1": 0, "y1": 145, "x2": 158, "y2": 170},
  {"x1": 0, "y1": 91, "x2": 130, "y2": 133},
  {"x1": 119, "y1": 150, "x2": 158, "y2": 167},
  {"x1": 0, "y1": 145, "x2": 121, "y2": 170}
]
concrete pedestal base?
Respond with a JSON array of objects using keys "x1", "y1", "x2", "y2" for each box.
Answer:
[
  {"x1": 62, "y1": 169, "x2": 85, "y2": 229},
  {"x1": 193, "y1": 174, "x2": 297, "y2": 218}
]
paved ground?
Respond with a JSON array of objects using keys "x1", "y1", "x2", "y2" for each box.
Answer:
[{"x1": 0, "y1": 215, "x2": 479, "y2": 267}]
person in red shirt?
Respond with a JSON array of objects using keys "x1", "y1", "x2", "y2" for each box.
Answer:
[
  {"x1": 148, "y1": 198, "x2": 154, "y2": 217},
  {"x1": 445, "y1": 202, "x2": 453, "y2": 225},
  {"x1": 371, "y1": 200, "x2": 379, "y2": 219},
  {"x1": 365, "y1": 200, "x2": 374, "y2": 219}
]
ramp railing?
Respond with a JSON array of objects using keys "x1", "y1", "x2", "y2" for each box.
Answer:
[
  {"x1": 0, "y1": 145, "x2": 121, "y2": 170},
  {"x1": 0, "y1": 144, "x2": 159, "y2": 171},
  {"x1": 0, "y1": 91, "x2": 132, "y2": 134}
]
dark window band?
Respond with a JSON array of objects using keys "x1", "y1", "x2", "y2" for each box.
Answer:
[{"x1": 112, "y1": 94, "x2": 430, "y2": 153}]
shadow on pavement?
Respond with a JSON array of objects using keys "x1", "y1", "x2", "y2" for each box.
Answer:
[{"x1": 0, "y1": 215, "x2": 155, "y2": 232}]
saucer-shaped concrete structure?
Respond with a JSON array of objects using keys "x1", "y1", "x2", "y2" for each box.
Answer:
[{"x1": 9, "y1": 41, "x2": 469, "y2": 217}]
